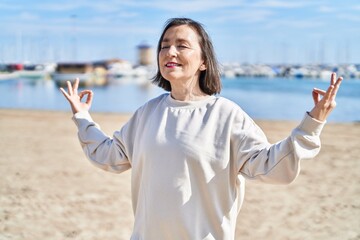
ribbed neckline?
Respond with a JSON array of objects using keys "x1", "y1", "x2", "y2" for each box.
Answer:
[{"x1": 164, "y1": 93, "x2": 216, "y2": 109}]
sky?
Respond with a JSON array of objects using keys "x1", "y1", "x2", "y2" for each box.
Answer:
[{"x1": 0, "y1": 0, "x2": 359, "y2": 65}]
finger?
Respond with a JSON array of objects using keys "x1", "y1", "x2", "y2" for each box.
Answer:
[
  {"x1": 59, "y1": 87, "x2": 71, "y2": 100},
  {"x1": 73, "y1": 78, "x2": 79, "y2": 95},
  {"x1": 333, "y1": 76, "x2": 343, "y2": 94},
  {"x1": 85, "y1": 90, "x2": 93, "y2": 106},
  {"x1": 78, "y1": 90, "x2": 88, "y2": 100},
  {"x1": 312, "y1": 89, "x2": 320, "y2": 105},
  {"x1": 336, "y1": 76, "x2": 343, "y2": 85},
  {"x1": 329, "y1": 76, "x2": 343, "y2": 101},
  {"x1": 330, "y1": 72, "x2": 336, "y2": 86},
  {"x1": 66, "y1": 80, "x2": 73, "y2": 95},
  {"x1": 313, "y1": 88, "x2": 326, "y2": 96},
  {"x1": 79, "y1": 90, "x2": 93, "y2": 101},
  {"x1": 323, "y1": 84, "x2": 335, "y2": 102}
]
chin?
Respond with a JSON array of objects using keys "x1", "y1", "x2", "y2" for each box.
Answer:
[{"x1": 161, "y1": 73, "x2": 180, "y2": 82}]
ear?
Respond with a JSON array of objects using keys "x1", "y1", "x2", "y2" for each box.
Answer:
[{"x1": 199, "y1": 63, "x2": 206, "y2": 71}]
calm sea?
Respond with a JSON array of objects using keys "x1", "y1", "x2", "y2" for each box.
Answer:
[{"x1": 0, "y1": 76, "x2": 359, "y2": 122}]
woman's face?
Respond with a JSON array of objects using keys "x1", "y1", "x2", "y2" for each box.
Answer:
[{"x1": 159, "y1": 25, "x2": 206, "y2": 85}]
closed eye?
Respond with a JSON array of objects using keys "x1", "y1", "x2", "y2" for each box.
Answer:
[{"x1": 178, "y1": 45, "x2": 189, "y2": 49}]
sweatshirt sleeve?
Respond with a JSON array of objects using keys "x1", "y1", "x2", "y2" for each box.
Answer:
[
  {"x1": 234, "y1": 112, "x2": 325, "y2": 184},
  {"x1": 72, "y1": 111, "x2": 132, "y2": 173}
]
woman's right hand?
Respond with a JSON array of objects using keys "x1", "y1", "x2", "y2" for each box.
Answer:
[{"x1": 60, "y1": 78, "x2": 93, "y2": 114}]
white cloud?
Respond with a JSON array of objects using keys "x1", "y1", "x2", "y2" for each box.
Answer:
[
  {"x1": 318, "y1": 5, "x2": 336, "y2": 13},
  {"x1": 31, "y1": 0, "x2": 242, "y2": 14},
  {"x1": 124, "y1": 0, "x2": 246, "y2": 13},
  {"x1": 265, "y1": 19, "x2": 325, "y2": 29},
  {"x1": 18, "y1": 12, "x2": 39, "y2": 20},
  {"x1": 39, "y1": 3, "x2": 107, "y2": 12},
  {"x1": 214, "y1": 8, "x2": 275, "y2": 23},
  {"x1": 0, "y1": 2, "x2": 23, "y2": 10},
  {"x1": 1, "y1": 16, "x2": 157, "y2": 37},
  {"x1": 29, "y1": 0, "x2": 130, "y2": 13},
  {"x1": 250, "y1": 0, "x2": 308, "y2": 8},
  {"x1": 337, "y1": 13, "x2": 360, "y2": 22},
  {"x1": 352, "y1": 5, "x2": 360, "y2": 10}
]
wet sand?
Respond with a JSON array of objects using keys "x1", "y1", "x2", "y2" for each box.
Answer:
[{"x1": 1, "y1": 109, "x2": 359, "y2": 240}]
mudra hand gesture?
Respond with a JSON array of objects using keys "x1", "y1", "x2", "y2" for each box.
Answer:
[
  {"x1": 60, "y1": 78, "x2": 93, "y2": 114},
  {"x1": 309, "y1": 72, "x2": 343, "y2": 122}
]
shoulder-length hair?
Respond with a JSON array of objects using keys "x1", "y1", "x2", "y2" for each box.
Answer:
[{"x1": 152, "y1": 18, "x2": 221, "y2": 95}]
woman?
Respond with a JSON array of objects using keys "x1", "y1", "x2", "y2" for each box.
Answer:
[{"x1": 60, "y1": 18, "x2": 342, "y2": 240}]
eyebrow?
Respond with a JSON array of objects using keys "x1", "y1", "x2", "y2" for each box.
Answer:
[{"x1": 161, "y1": 38, "x2": 189, "y2": 44}]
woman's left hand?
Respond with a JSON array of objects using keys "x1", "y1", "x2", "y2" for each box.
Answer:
[{"x1": 308, "y1": 72, "x2": 343, "y2": 122}]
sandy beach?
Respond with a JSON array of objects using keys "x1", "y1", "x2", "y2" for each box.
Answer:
[{"x1": 0, "y1": 109, "x2": 359, "y2": 240}]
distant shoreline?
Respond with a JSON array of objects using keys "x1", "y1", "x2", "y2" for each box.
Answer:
[{"x1": 1, "y1": 76, "x2": 359, "y2": 123}]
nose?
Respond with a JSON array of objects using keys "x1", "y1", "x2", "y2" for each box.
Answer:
[{"x1": 167, "y1": 45, "x2": 178, "y2": 57}]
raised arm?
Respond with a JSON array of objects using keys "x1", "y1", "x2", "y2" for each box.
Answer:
[
  {"x1": 237, "y1": 73, "x2": 342, "y2": 184},
  {"x1": 60, "y1": 78, "x2": 131, "y2": 173},
  {"x1": 60, "y1": 78, "x2": 93, "y2": 114}
]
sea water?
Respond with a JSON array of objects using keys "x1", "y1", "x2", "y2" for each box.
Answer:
[{"x1": 0, "y1": 77, "x2": 359, "y2": 122}]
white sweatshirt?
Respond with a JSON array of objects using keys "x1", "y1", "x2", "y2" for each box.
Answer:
[{"x1": 72, "y1": 93, "x2": 325, "y2": 240}]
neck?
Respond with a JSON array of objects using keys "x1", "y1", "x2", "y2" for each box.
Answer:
[
  {"x1": 170, "y1": 76, "x2": 208, "y2": 101},
  {"x1": 170, "y1": 89, "x2": 208, "y2": 101}
]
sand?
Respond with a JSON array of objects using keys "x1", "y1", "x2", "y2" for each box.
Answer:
[{"x1": 0, "y1": 109, "x2": 359, "y2": 240}]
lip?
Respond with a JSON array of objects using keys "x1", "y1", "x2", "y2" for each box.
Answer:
[{"x1": 165, "y1": 62, "x2": 181, "y2": 68}]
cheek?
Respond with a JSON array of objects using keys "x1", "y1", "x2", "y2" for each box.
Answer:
[
  {"x1": 158, "y1": 52, "x2": 164, "y2": 62},
  {"x1": 186, "y1": 51, "x2": 202, "y2": 61}
]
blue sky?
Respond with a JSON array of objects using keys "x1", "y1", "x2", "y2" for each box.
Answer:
[{"x1": 1, "y1": 0, "x2": 359, "y2": 65}]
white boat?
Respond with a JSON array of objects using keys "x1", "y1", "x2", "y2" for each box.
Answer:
[
  {"x1": 18, "y1": 63, "x2": 57, "y2": 80},
  {"x1": 17, "y1": 70, "x2": 49, "y2": 79},
  {"x1": 107, "y1": 63, "x2": 152, "y2": 85},
  {"x1": 106, "y1": 61, "x2": 134, "y2": 82},
  {"x1": 0, "y1": 72, "x2": 18, "y2": 80}
]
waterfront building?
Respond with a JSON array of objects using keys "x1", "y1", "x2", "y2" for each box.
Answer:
[{"x1": 137, "y1": 42, "x2": 153, "y2": 66}]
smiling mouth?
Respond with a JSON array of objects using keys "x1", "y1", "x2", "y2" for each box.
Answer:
[{"x1": 165, "y1": 62, "x2": 181, "y2": 67}]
